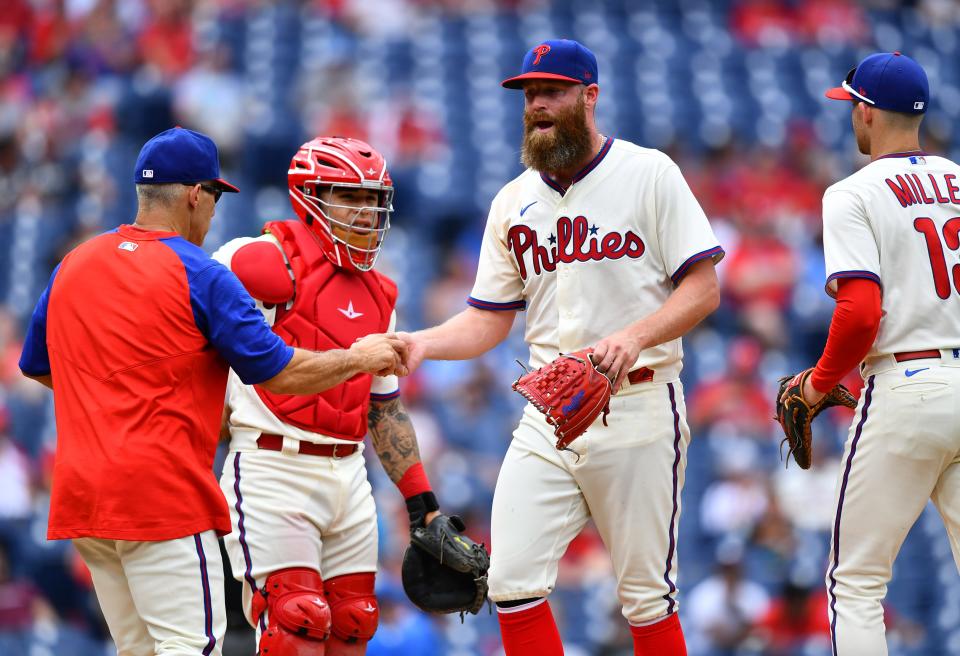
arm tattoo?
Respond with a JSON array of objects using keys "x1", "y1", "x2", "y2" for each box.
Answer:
[{"x1": 368, "y1": 397, "x2": 422, "y2": 483}]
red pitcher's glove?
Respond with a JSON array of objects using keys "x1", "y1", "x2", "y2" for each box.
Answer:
[
  {"x1": 512, "y1": 348, "x2": 613, "y2": 450},
  {"x1": 775, "y1": 368, "x2": 857, "y2": 469}
]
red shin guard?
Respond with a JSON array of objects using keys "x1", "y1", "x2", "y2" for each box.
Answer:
[
  {"x1": 630, "y1": 613, "x2": 687, "y2": 656},
  {"x1": 497, "y1": 599, "x2": 563, "y2": 656}
]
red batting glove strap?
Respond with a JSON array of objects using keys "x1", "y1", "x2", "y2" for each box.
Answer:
[
  {"x1": 811, "y1": 278, "x2": 882, "y2": 393},
  {"x1": 397, "y1": 462, "x2": 433, "y2": 500}
]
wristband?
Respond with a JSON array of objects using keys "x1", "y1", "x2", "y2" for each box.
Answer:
[
  {"x1": 405, "y1": 491, "x2": 439, "y2": 527},
  {"x1": 397, "y1": 462, "x2": 432, "y2": 499}
]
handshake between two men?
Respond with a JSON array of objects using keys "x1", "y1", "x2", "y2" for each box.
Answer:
[
  {"x1": 349, "y1": 331, "x2": 436, "y2": 379},
  {"x1": 254, "y1": 332, "x2": 414, "y2": 396},
  {"x1": 349, "y1": 333, "x2": 411, "y2": 378}
]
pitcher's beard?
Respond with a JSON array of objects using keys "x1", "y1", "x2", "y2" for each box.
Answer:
[{"x1": 521, "y1": 94, "x2": 593, "y2": 174}]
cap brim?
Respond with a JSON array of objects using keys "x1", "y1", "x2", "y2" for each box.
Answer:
[
  {"x1": 212, "y1": 177, "x2": 240, "y2": 193},
  {"x1": 825, "y1": 87, "x2": 854, "y2": 101},
  {"x1": 501, "y1": 72, "x2": 584, "y2": 89}
]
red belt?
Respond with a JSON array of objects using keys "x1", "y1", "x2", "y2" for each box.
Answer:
[
  {"x1": 628, "y1": 367, "x2": 655, "y2": 384},
  {"x1": 256, "y1": 433, "x2": 359, "y2": 458},
  {"x1": 893, "y1": 350, "x2": 941, "y2": 363}
]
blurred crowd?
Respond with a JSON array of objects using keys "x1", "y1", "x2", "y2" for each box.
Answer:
[{"x1": 1, "y1": 0, "x2": 959, "y2": 655}]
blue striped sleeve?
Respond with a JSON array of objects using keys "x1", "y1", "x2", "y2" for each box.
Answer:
[
  {"x1": 670, "y1": 246, "x2": 725, "y2": 286},
  {"x1": 825, "y1": 270, "x2": 882, "y2": 297},
  {"x1": 466, "y1": 296, "x2": 526, "y2": 311}
]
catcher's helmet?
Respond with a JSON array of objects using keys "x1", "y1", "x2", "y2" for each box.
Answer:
[{"x1": 288, "y1": 137, "x2": 393, "y2": 272}]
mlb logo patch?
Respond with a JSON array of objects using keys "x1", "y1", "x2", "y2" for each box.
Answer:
[
  {"x1": 909, "y1": 156, "x2": 927, "y2": 165},
  {"x1": 118, "y1": 242, "x2": 138, "y2": 252},
  {"x1": 142, "y1": 169, "x2": 154, "y2": 178},
  {"x1": 914, "y1": 101, "x2": 925, "y2": 110}
]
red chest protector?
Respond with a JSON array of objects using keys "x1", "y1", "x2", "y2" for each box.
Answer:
[{"x1": 254, "y1": 220, "x2": 397, "y2": 441}]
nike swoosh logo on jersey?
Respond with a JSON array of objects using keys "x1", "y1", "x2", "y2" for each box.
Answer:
[
  {"x1": 905, "y1": 367, "x2": 929, "y2": 377},
  {"x1": 519, "y1": 201, "x2": 537, "y2": 217},
  {"x1": 338, "y1": 301, "x2": 363, "y2": 319}
]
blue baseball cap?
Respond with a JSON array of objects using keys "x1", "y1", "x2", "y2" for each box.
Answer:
[
  {"x1": 134, "y1": 127, "x2": 240, "y2": 193},
  {"x1": 502, "y1": 39, "x2": 598, "y2": 90},
  {"x1": 825, "y1": 51, "x2": 929, "y2": 114}
]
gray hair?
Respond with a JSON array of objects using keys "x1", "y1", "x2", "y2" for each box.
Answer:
[{"x1": 135, "y1": 183, "x2": 186, "y2": 209}]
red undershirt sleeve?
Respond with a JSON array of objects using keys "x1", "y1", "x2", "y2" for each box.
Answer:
[{"x1": 810, "y1": 277, "x2": 882, "y2": 393}]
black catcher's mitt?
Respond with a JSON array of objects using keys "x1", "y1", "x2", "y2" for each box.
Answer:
[
  {"x1": 776, "y1": 368, "x2": 857, "y2": 469},
  {"x1": 402, "y1": 513, "x2": 489, "y2": 617}
]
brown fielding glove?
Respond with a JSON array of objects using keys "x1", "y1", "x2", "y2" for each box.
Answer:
[
  {"x1": 512, "y1": 348, "x2": 613, "y2": 450},
  {"x1": 775, "y1": 368, "x2": 857, "y2": 469}
]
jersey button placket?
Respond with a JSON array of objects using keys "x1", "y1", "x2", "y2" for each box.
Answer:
[
  {"x1": 555, "y1": 201, "x2": 577, "y2": 351},
  {"x1": 557, "y1": 261, "x2": 577, "y2": 352}
]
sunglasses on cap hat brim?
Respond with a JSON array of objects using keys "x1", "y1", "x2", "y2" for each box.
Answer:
[{"x1": 825, "y1": 67, "x2": 876, "y2": 105}]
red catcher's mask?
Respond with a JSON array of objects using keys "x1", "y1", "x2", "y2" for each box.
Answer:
[{"x1": 288, "y1": 137, "x2": 394, "y2": 272}]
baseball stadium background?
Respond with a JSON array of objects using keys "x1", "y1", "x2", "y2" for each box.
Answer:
[{"x1": 1, "y1": 0, "x2": 959, "y2": 654}]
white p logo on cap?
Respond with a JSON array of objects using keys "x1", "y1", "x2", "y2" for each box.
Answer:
[{"x1": 142, "y1": 169, "x2": 154, "y2": 178}]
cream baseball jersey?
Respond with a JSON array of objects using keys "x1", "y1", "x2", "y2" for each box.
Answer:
[
  {"x1": 469, "y1": 138, "x2": 724, "y2": 376},
  {"x1": 822, "y1": 152, "x2": 960, "y2": 357},
  {"x1": 213, "y1": 235, "x2": 398, "y2": 445}
]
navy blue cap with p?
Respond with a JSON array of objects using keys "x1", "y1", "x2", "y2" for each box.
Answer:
[
  {"x1": 134, "y1": 127, "x2": 240, "y2": 193},
  {"x1": 502, "y1": 39, "x2": 598, "y2": 89},
  {"x1": 825, "y1": 51, "x2": 929, "y2": 114}
]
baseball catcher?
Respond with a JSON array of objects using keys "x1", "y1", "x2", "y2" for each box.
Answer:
[
  {"x1": 775, "y1": 368, "x2": 858, "y2": 469},
  {"x1": 512, "y1": 348, "x2": 613, "y2": 450},
  {"x1": 401, "y1": 494, "x2": 490, "y2": 618},
  {"x1": 215, "y1": 137, "x2": 465, "y2": 655}
]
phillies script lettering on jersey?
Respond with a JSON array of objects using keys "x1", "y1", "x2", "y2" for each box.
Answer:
[
  {"x1": 885, "y1": 172, "x2": 960, "y2": 208},
  {"x1": 508, "y1": 215, "x2": 645, "y2": 279}
]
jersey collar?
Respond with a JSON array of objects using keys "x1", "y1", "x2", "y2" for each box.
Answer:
[
  {"x1": 539, "y1": 136, "x2": 614, "y2": 196},
  {"x1": 876, "y1": 150, "x2": 930, "y2": 160},
  {"x1": 119, "y1": 224, "x2": 180, "y2": 240}
]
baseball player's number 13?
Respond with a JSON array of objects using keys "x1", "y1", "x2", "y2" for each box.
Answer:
[{"x1": 914, "y1": 216, "x2": 960, "y2": 299}]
